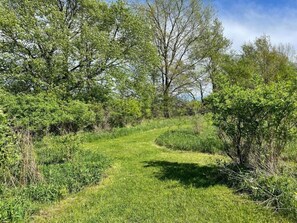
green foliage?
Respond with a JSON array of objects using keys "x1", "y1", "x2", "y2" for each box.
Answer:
[
  {"x1": 0, "y1": 133, "x2": 110, "y2": 222},
  {"x1": 108, "y1": 98, "x2": 142, "y2": 127},
  {"x1": 282, "y1": 140, "x2": 297, "y2": 162},
  {"x1": 0, "y1": 89, "x2": 153, "y2": 135},
  {"x1": 24, "y1": 183, "x2": 66, "y2": 203},
  {"x1": 208, "y1": 82, "x2": 297, "y2": 171},
  {"x1": 89, "y1": 103, "x2": 105, "y2": 129},
  {"x1": 42, "y1": 157, "x2": 109, "y2": 194},
  {"x1": 220, "y1": 36, "x2": 297, "y2": 88},
  {"x1": 60, "y1": 100, "x2": 96, "y2": 132},
  {"x1": 1, "y1": 92, "x2": 97, "y2": 135},
  {"x1": 0, "y1": 110, "x2": 20, "y2": 186},
  {"x1": 4, "y1": 93, "x2": 63, "y2": 135},
  {"x1": 35, "y1": 134, "x2": 81, "y2": 165},
  {"x1": 0, "y1": 195, "x2": 32, "y2": 222},
  {"x1": 0, "y1": 0, "x2": 158, "y2": 101},
  {"x1": 169, "y1": 99, "x2": 202, "y2": 117}
]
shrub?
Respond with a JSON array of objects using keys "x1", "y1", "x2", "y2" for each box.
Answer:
[
  {"x1": 60, "y1": 100, "x2": 96, "y2": 132},
  {"x1": 1, "y1": 92, "x2": 98, "y2": 136},
  {"x1": 107, "y1": 98, "x2": 142, "y2": 127},
  {"x1": 0, "y1": 110, "x2": 20, "y2": 186},
  {"x1": 282, "y1": 140, "x2": 297, "y2": 162},
  {"x1": 4, "y1": 93, "x2": 63, "y2": 136},
  {"x1": 24, "y1": 183, "x2": 66, "y2": 202},
  {"x1": 35, "y1": 134, "x2": 81, "y2": 165},
  {"x1": 89, "y1": 103, "x2": 105, "y2": 129},
  {"x1": 208, "y1": 83, "x2": 297, "y2": 172},
  {"x1": 0, "y1": 112, "x2": 41, "y2": 187}
]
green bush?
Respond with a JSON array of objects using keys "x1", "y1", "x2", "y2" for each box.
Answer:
[
  {"x1": 60, "y1": 100, "x2": 96, "y2": 132},
  {"x1": 35, "y1": 134, "x2": 81, "y2": 165},
  {"x1": 107, "y1": 98, "x2": 142, "y2": 127},
  {"x1": 208, "y1": 83, "x2": 297, "y2": 171},
  {"x1": 4, "y1": 93, "x2": 63, "y2": 135},
  {"x1": 1, "y1": 92, "x2": 98, "y2": 136},
  {"x1": 24, "y1": 183, "x2": 66, "y2": 202},
  {"x1": 89, "y1": 103, "x2": 105, "y2": 129},
  {"x1": 0, "y1": 110, "x2": 20, "y2": 186},
  {"x1": 282, "y1": 140, "x2": 297, "y2": 162}
]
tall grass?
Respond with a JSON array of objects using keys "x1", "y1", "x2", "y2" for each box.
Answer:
[
  {"x1": 282, "y1": 140, "x2": 297, "y2": 163},
  {"x1": 0, "y1": 134, "x2": 110, "y2": 222},
  {"x1": 155, "y1": 115, "x2": 223, "y2": 154}
]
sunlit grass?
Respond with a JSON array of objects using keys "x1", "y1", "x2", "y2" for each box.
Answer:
[{"x1": 33, "y1": 123, "x2": 292, "y2": 223}]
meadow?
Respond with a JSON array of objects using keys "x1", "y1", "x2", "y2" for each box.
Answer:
[{"x1": 31, "y1": 118, "x2": 293, "y2": 223}]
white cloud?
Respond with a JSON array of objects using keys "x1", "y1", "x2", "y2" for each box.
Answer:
[{"x1": 217, "y1": 2, "x2": 297, "y2": 52}]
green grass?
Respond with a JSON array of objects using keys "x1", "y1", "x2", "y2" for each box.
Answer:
[
  {"x1": 80, "y1": 116, "x2": 192, "y2": 142},
  {"x1": 282, "y1": 140, "x2": 297, "y2": 163},
  {"x1": 155, "y1": 129, "x2": 222, "y2": 153},
  {"x1": 0, "y1": 135, "x2": 110, "y2": 222},
  {"x1": 32, "y1": 124, "x2": 292, "y2": 222}
]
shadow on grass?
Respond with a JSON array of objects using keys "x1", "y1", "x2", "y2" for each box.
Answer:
[{"x1": 144, "y1": 161, "x2": 225, "y2": 188}]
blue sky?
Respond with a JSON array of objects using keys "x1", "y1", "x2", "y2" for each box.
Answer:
[{"x1": 213, "y1": 0, "x2": 297, "y2": 52}]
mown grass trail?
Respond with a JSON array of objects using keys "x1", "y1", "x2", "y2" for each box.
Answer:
[{"x1": 33, "y1": 127, "x2": 291, "y2": 223}]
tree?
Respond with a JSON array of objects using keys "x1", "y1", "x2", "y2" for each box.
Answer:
[
  {"x1": 146, "y1": 0, "x2": 229, "y2": 117},
  {"x1": 220, "y1": 36, "x2": 297, "y2": 88},
  {"x1": 0, "y1": 0, "x2": 158, "y2": 102},
  {"x1": 208, "y1": 35, "x2": 297, "y2": 171}
]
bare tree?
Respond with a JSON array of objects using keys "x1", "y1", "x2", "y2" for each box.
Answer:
[{"x1": 146, "y1": 0, "x2": 228, "y2": 117}]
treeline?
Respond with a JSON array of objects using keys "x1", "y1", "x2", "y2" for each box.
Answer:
[{"x1": 0, "y1": 0, "x2": 213, "y2": 124}]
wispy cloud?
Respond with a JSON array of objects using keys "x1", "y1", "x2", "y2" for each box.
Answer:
[{"x1": 214, "y1": 0, "x2": 297, "y2": 52}]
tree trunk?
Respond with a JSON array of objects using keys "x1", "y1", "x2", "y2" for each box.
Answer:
[
  {"x1": 163, "y1": 90, "x2": 170, "y2": 118},
  {"x1": 199, "y1": 81, "x2": 204, "y2": 104}
]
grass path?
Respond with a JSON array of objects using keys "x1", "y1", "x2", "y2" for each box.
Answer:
[{"x1": 33, "y1": 127, "x2": 291, "y2": 223}]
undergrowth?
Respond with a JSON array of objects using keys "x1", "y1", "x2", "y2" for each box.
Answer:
[
  {"x1": 221, "y1": 164, "x2": 297, "y2": 221},
  {"x1": 0, "y1": 134, "x2": 109, "y2": 222},
  {"x1": 282, "y1": 140, "x2": 297, "y2": 163}
]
